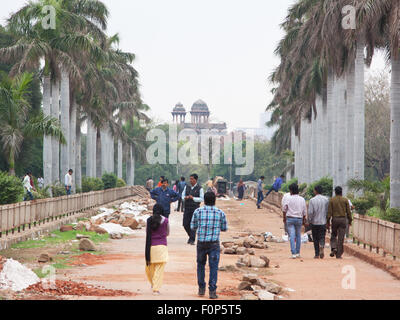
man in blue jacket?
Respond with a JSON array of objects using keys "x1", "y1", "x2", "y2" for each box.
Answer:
[
  {"x1": 176, "y1": 176, "x2": 186, "y2": 212},
  {"x1": 150, "y1": 178, "x2": 180, "y2": 218},
  {"x1": 266, "y1": 175, "x2": 285, "y2": 198}
]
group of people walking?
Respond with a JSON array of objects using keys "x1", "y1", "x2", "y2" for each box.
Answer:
[
  {"x1": 282, "y1": 183, "x2": 352, "y2": 260},
  {"x1": 22, "y1": 169, "x2": 74, "y2": 201},
  {"x1": 146, "y1": 173, "x2": 228, "y2": 299}
]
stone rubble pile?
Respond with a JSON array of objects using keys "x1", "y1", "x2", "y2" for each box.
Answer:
[
  {"x1": 221, "y1": 233, "x2": 269, "y2": 256},
  {"x1": 59, "y1": 196, "x2": 155, "y2": 243},
  {"x1": 238, "y1": 274, "x2": 283, "y2": 300},
  {"x1": 0, "y1": 258, "x2": 40, "y2": 292}
]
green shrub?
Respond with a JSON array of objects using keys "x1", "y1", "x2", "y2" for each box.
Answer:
[
  {"x1": 366, "y1": 206, "x2": 382, "y2": 218},
  {"x1": 0, "y1": 171, "x2": 24, "y2": 204},
  {"x1": 102, "y1": 173, "x2": 118, "y2": 190},
  {"x1": 116, "y1": 178, "x2": 126, "y2": 188},
  {"x1": 76, "y1": 187, "x2": 82, "y2": 194},
  {"x1": 299, "y1": 183, "x2": 307, "y2": 193},
  {"x1": 281, "y1": 178, "x2": 298, "y2": 193},
  {"x1": 82, "y1": 177, "x2": 104, "y2": 193},
  {"x1": 32, "y1": 186, "x2": 51, "y2": 200},
  {"x1": 51, "y1": 183, "x2": 67, "y2": 197},
  {"x1": 384, "y1": 208, "x2": 400, "y2": 224},
  {"x1": 306, "y1": 177, "x2": 333, "y2": 198},
  {"x1": 264, "y1": 184, "x2": 272, "y2": 191},
  {"x1": 352, "y1": 195, "x2": 376, "y2": 215}
]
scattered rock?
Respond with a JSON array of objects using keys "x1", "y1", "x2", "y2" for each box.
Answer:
[
  {"x1": 259, "y1": 255, "x2": 270, "y2": 267},
  {"x1": 250, "y1": 285, "x2": 263, "y2": 292},
  {"x1": 257, "y1": 290, "x2": 275, "y2": 300},
  {"x1": 79, "y1": 239, "x2": 96, "y2": 251},
  {"x1": 223, "y1": 248, "x2": 236, "y2": 255},
  {"x1": 234, "y1": 239, "x2": 244, "y2": 247},
  {"x1": 236, "y1": 247, "x2": 248, "y2": 255},
  {"x1": 222, "y1": 241, "x2": 235, "y2": 248},
  {"x1": 60, "y1": 225, "x2": 73, "y2": 232},
  {"x1": 263, "y1": 282, "x2": 282, "y2": 295},
  {"x1": 248, "y1": 249, "x2": 256, "y2": 255},
  {"x1": 58, "y1": 251, "x2": 71, "y2": 255},
  {"x1": 117, "y1": 215, "x2": 126, "y2": 224},
  {"x1": 76, "y1": 234, "x2": 90, "y2": 240},
  {"x1": 249, "y1": 256, "x2": 267, "y2": 268},
  {"x1": 94, "y1": 218, "x2": 104, "y2": 225},
  {"x1": 241, "y1": 293, "x2": 259, "y2": 300},
  {"x1": 75, "y1": 222, "x2": 87, "y2": 231},
  {"x1": 219, "y1": 265, "x2": 239, "y2": 272},
  {"x1": 242, "y1": 274, "x2": 258, "y2": 284},
  {"x1": 38, "y1": 253, "x2": 52, "y2": 263},
  {"x1": 238, "y1": 281, "x2": 252, "y2": 291},
  {"x1": 122, "y1": 218, "x2": 139, "y2": 230},
  {"x1": 110, "y1": 232, "x2": 122, "y2": 240},
  {"x1": 236, "y1": 262, "x2": 247, "y2": 268},
  {"x1": 251, "y1": 243, "x2": 265, "y2": 249},
  {"x1": 92, "y1": 226, "x2": 108, "y2": 235}
]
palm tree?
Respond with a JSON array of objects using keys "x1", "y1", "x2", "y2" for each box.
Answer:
[
  {"x1": 0, "y1": 72, "x2": 65, "y2": 175},
  {"x1": 1, "y1": 0, "x2": 109, "y2": 185}
]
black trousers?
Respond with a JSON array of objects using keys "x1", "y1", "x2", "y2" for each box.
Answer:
[
  {"x1": 183, "y1": 208, "x2": 197, "y2": 243},
  {"x1": 311, "y1": 225, "x2": 326, "y2": 256},
  {"x1": 177, "y1": 198, "x2": 184, "y2": 212}
]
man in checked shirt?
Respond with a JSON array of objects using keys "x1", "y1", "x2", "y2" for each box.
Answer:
[{"x1": 191, "y1": 191, "x2": 228, "y2": 300}]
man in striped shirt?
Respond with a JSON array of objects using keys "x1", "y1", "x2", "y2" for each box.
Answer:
[{"x1": 191, "y1": 192, "x2": 228, "y2": 300}]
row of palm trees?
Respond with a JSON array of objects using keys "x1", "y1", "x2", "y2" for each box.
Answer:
[
  {"x1": 0, "y1": 0, "x2": 149, "y2": 191},
  {"x1": 269, "y1": 0, "x2": 400, "y2": 209}
]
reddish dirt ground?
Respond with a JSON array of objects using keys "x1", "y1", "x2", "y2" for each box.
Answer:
[{"x1": 53, "y1": 198, "x2": 400, "y2": 300}]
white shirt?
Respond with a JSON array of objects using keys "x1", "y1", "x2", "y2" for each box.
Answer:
[
  {"x1": 65, "y1": 173, "x2": 72, "y2": 187},
  {"x1": 181, "y1": 183, "x2": 204, "y2": 202},
  {"x1": 283, "y1": 194, "x2": 307, "y2": 218},
  {"x1": 281, "y1": 193, "x2": 291, "y2": 209},
  {"x1": 23, "y1": 175, "x2": 32, "y2": 192}
]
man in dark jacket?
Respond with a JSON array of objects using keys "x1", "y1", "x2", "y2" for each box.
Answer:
[
  {"x1": 182, "y1": 174, "x2": 204, "y2": 245},
  {"x1": 150, "y1": 178, "x2": 180, "y2": 218}
]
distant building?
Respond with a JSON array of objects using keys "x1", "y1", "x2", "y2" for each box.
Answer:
[
  {"x1": 236, "y1": 112, "x2": 277, "y2": 141},
  {"x1": 171, "y1": 99, "x2": 227, "y2": 135}
]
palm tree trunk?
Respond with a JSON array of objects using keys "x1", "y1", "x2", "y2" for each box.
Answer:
[
  {"x1": 86, "y1": 114, "x2": 92, "y2": 177},
  {"x1": 130, "y1": 144, "x2": 135, "y2": 186},
  {"x1": 43, "y1": 75, "x2": 52, "y2": 188},
  {"x1": 126, "y1": 144, "x2": 131, "y2": 185},
  {"x1": 337, "y1": 76, "x2": 347, "y2": 191},
  {"x1": 117, "y1": 138, "x2": 123, "y2": 179},
  {"x1": 100, "y1": 128, "x2": 107, "y2": 174},
  {"x1": 8, "y1": 149, "x2": 15, "y2": 176},
  {"x1": 51, "y1": 78, "x2": 59, "y2": 183},
  {"x1": 96, "y1": 129, "x2": 101, "y2": 178},
  {"x1": 60, "y1": 70, "x2": 70, "y2": 180},
  {"x1": 110, "y1": 133, "x2": 115, "y2": 174},
  {"x1": 390, "y1": 56, "x2": 400, "y2": 208},
  {"x1": 354, "y1": 37, "x2": 365, "y2": 184},
  {"x1": 346, "y1": 61, "x2": 356, "y2": 192},
  {"x1": 332, "y1": 75, "x2": 339, "y2": 189},
  {"x1": 327, "y1": 70, "x2": 335, "y2": 183},
  {"x1": 69, "y1": 100, "x2": 77, "y2": 193},
  {"x1": 321, "y1": 86, "x2": 328, "y2": 178},
  {"x1": 76, "y1": 113, "x2": 82, "y2": 190}
]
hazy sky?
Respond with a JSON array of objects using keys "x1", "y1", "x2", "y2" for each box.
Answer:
[{"x1": 2, "y1": 0, "x2": 387, "y2": 130}]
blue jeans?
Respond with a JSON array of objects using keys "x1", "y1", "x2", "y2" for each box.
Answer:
[
  {"x1": 197, "y1": 242, "x2": 220, "y2": 292},
  {"x1": 24, "y1": 190, "x2": 33, "y2": 201},
  {"x1": 266, "y1": 187, "x2": 278, "y2": 197},
  {"x1": 65, "y1": 186, "x2": 71, "y2": 195},
  {"x1": 286, "y1": 217, "x2": 303, "y2": 255},
  {"x1": 257, "y1": 191, "x2": 264, "y2": 206}
]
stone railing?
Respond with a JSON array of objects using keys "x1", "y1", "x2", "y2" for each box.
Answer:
[
  {"x1": 0, "y1": 186, "x2": 148, "y2": 238},
  {"x1": 352, "y1": 213, "x2": 400, "y2": 259}
]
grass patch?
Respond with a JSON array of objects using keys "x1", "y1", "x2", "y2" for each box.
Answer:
[{"x1": 11, "y1": 228, "x2": 109, "y2": 250}]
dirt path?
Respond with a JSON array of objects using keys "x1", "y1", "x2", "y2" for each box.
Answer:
[{"x1": 58, "y1": 198, "x2": 400, "y2": 300}]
